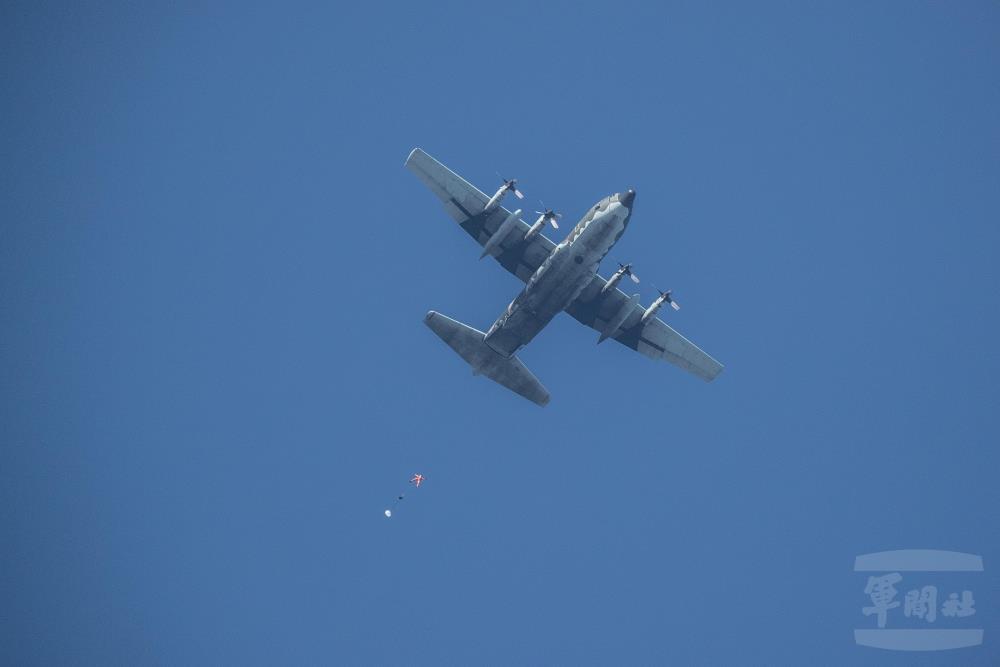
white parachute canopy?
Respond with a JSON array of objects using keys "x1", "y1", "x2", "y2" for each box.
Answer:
[{"x1": 383, "y1": 473, "x2": 424, "y2": 519}]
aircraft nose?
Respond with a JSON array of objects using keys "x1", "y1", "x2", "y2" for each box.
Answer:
[{"x1": 619, "y1": 188, "x2": 635, "y2": 209}]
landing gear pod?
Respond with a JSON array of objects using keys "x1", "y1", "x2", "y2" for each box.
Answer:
[
  {"x1": 599, "y1": 293, "x2": 640, "y2": 343},
  {"x1": 480, "y1": 209, "x2": 523, "y2": 259}
]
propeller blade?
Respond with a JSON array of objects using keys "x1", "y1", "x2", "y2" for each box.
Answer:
[
  {"x1": 629, "y1": 272, "x2": 640, "y2": 284},
  {"x1": 669, "y1": 300, "x2": 681, "y2": 311},
  {"x1": 513, "y1": 188, "x2": 524, "y2": 199},
  {"x1": 554, "y1": 212, "x2": 562, "y2": 219},
  {"x1": 549, "y1": 218, "x2": 559, "y2": 229}
]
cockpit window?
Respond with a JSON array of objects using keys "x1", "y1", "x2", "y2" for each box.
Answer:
[{"x1": 585, "y1": 197, "x2": 610, "y2": 219}]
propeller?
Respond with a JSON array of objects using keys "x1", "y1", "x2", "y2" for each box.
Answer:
[
  {"x1": 653, "y1": 286, "x2": 681, "y2": 311},
  {"x1": 617, "y1": 261, "x2": 640, "y2": 284},
  {"x1": 533, "y1": 201, "x2": 562, "y2": 229},
  {"x1": 497, "y1": 173, "x2": 525, "y2": 199}
]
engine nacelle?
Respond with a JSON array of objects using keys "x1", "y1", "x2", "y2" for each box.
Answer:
[
  {"x1": 641, "y1": 291, "x2": 675, "y2": 325},
  {"x1": 524, "y1": 216, "x2": 546, "y2": 241},
  {"x1": 601, "y1": 265, "x2": 628, "y2": 294},
  {"x1": 641, "y1": 300, "x2": 662, "y2": 325},
  {"x1": 484, "y1": 184, "x2": 510, "y2": 212}
]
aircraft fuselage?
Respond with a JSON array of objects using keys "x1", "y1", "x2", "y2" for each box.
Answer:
[{"x1": 483, "y1": 190, "x2": 635, "y2": 357}]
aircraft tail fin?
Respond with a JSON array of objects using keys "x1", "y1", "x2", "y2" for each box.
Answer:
[{"x1": 423, "y1": 311, "x2": 550, "y2": 407}]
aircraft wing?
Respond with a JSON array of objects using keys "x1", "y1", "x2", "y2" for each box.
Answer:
[
  {"x1": 405, "y1": 147, "x2": 555, "y2": 283},
  {"x1": 565, "y1": 276, "x2": 724, "y2": 382}
]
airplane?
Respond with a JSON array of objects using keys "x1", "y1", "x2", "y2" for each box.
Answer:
[{"x1": 406, "y1": 148, "x2": 722, "y2": 406}]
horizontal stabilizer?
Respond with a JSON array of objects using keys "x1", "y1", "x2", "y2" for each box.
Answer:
[{"x1": 424, "y1": 311, "x2": 550, "y2": 406}]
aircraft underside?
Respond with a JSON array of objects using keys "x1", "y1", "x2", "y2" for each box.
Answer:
[{"x1": 405, "y1": 147, "x2": 724, "y2": 406}]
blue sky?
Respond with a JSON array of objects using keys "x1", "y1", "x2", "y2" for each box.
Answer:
[{"x1": 2, "y1": 2, "x2": 999, "y2": 664}]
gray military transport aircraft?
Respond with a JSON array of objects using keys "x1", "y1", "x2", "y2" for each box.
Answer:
[{"x1": 407, "y1": 148, "x2": 722, "y2": 406}]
